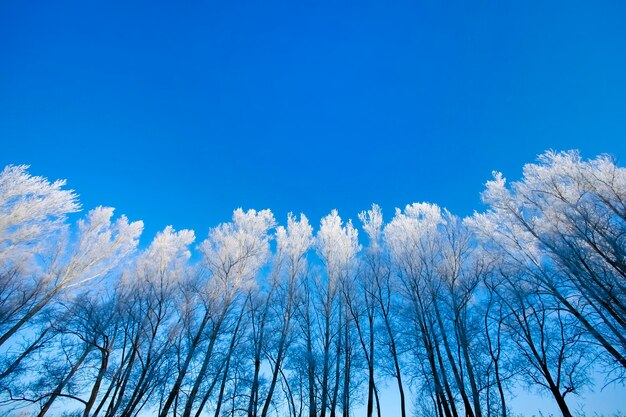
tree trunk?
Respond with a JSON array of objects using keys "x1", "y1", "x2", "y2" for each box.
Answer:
[
  {"x1": 159, "y1": 311, "x2": 211, "y2": 417},
  {"x1": 260, "y1": 323, "x2": 289, "y2": 417},
  {"x1": 421, "y1": 318, "x2": 452, "y2": 417},
  {"x1": 378, "y1": 291, "x2": 406, "y2": 417},
  {"x1": 195, "y1": 306, "x2": 245, "y2": 417},
  {"x1": 183, "y1": 313, "x2": 226, "y2": 417},
  {"x1": 0, "y1": 288, "x2": 59, "y2": 347},
  {"x1": 38, "y1": 344, "x2": 93, "y2": 417},
  {"x1": 0, "y1": 326, "x2": 51, "y2": 380},
  {"x1": 433, "y1": 305, "x2": 472, "y2": 417},
  {"x1": 83, "y1": 344, "x2": 111, "y2": 417},
  {"x1": 458, "y1": 320, "x2": 482, "y2": 417},
  {"x1": 329, "y1": 305, "x2": 342, "y2": 417},
  {"x1": 433, "y1": 331, "x2": 459, "y2": 417},
  {"x1": 342, "y1": 316, "x2": 351, "y2": 417}
]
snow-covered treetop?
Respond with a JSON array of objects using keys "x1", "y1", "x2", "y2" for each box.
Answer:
[
  {"x1": 469, "y1": 150, "x2": 626, "y2": 272},
  {"x1": 358, "y1": 204, "x2": 383, "y2": 251},
  {"x1": 276, "y1": 212, "x2": 313, "y2": 273},
  {"x1": 56, "y1": 206, "x2": 143, "y2": 289},
  {"x1": 0, "y1": 165, "x2": 80, "y2": 265},
  {"x1": 383, "y1": 202, "x2": 444, "y2": 270},
  {"x1": 201, "y1": 208, "x2": 276, "y2": 294},
  {"x1": 316, "y1": 210, "x2": 360, "y2": 282},
  {"x1": 128, "y1": 225, "x2": 195, "y2": 289}
]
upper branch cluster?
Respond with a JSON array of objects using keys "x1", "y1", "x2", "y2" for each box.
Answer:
[{"x1": 0, "y1": 150, "x2": 624, "y2": 417}]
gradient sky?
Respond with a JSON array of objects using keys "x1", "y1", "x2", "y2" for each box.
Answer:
[
  {"x1": 2, "y1": 0, "x2": 626, "y2": 241},
  {"x1": 2, "y1": 1, "x2": 626, "y2": 414}
]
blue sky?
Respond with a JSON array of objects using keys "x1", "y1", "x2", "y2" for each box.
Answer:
[
  {"x1": 1, "y1": 0, "x2": 626, "y2": 243},
  {"x1": 2, "y1": 2, "x2": 626, "y2": 414}
]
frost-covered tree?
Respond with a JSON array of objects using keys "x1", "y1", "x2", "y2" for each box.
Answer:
[
  {"x1": 470, "y1": 151, "x2": 626, "y2": 375},
  {"x1": 384, "y1": 203, "x2": 455, "y2": 417},
  {"x1": 0, "y1": 165, "x2": 79, "y2": 345},
  {"x1": 101, "y1": 226, "x2": 194, "y2": 417},
  {"x1": 258, "y1": 213, "x2": 313, "y2": 417},
  {"x1": 0, "y1": 167, "x2": 142, "y2": 410},
  {"x1": 0, "y1": 205, "x2": 142, "y2": 348},
  {"x1": 315, "y1": 210, "x2": 360, "y2": 417},
  {"x1": 160, "y1": 208, "x2": 274, "y2": 417},
  {"x1": 0, "y1": 207, "x2": 143, "y2": 352},
  {"x1": 1, "y1": 150, "x2": 625, "y2": 417},
  {"x1": 361, "y1": 204, "x2": 409, "y2": 417},
  {"x1": 385, "y1": 204, "x2": 488, "y2": 417},
  {"x1": 0, "y1": 165, "x2": 79, "y2": 266}
]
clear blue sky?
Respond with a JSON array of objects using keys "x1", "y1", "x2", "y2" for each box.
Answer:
[
  {"x1": 1, "y1": 0, "x2": 626, "y2": 242},
  {"x1": 2, "y1": 2, "x2": 626, "y2": 414}
]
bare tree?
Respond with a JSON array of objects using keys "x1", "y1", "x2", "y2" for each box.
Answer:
[
  {"x1": 100, "y1": 226, "x2": 194, "y2": 417},
  {"x1": 259, "y1": 213, "x2": 313, "y2": 417},
  {"x1": 0, "y1": 166, "x2": 142, "y2": 349},
  {"x1": 2, "y1": 151, "x2": 625, "y2": 417},
  {"x1": 471, "y1": 151, "x2": 626, "y2": 374},
  {"x1": 363, "y1": 225, "x2": 407, "y2": 417},
  {"x1": 494, "y1": 271, "x2": 589, "y2": 417},
  {"x1": 0, "y1": 165, "x2": 79, "y2": 341},
  {"x1": 315, "y1": 210, "x2": 360, "y2": 417},
  {"x1": 385, "y1": 203, "x2": 459, "y2": 417},
  {"x1": 174, "y1": 209, "x2": 274, "y2": 417}
]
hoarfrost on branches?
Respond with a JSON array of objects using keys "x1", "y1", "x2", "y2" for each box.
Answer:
[
  {"x1": 0, "y1": 151, "x2": 624, "y2": 417},
  {"x1": 201, "y1": 208, "x2": 276, "y2": 295},
  {"x1": 316, "y1": 209, "x2": 360, "y2": 285}
]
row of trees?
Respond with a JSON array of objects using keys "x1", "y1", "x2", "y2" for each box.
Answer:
[{"x1": 0, "y1": 150, "x2": 624, "y2": 417}]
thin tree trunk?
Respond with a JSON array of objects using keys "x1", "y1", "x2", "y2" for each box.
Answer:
[
  {"x1": 320, "y1": 311, "x2": 331, "y2": 417},
  {"x1": 484, "y1": 298, "x2": 506, "y2": 417},
  {"x1": 548, "y1": 385, "x2": 573, "y2": 417},
  {"x1": 457, "y1": 318, "x2": 482, "y2": 417},
  {"x1": 260, "y1": 327, "x2": 289, "y2": 417},
  {"x1": 84, "y1": 342, "x2": 112, "y2": 417},
  {"x1": 38, "y1": 344, "x2": 93, "y2": 417},
  {"x1": 0, "y1": 288, "x2": 59, "y2": 347},
  {"x1": 159, "y1": 311, "x2": 211, "y2": 417},
  {"x1": 342, "y1": 314, "x2": 351, "y2": 417},
  {"x1": 307, "y1": 312, "x2": 317, "y2": 417},
  {"x1": 183, "y1": 312, "x2": 227, "y2": 417},
  {"x1": 433, "y1": 331, "x2": 459, "y2": 417},
  {"x1": 346, "y1": 296, "x2": 374, "y2": 417},
  {"x1": 278, "y1": 362, "x2": 298, "y2": 417},
  {"x1": 247, "y1": 300, "x2": 265, "y2": 417},
  {"x1": 0, "y1": 326, "x2": 51, "y2": 380},
  {"x1": 433, "y1": 305, "x2": 472, "y2": 417},
  {"x1": 213, "y1": 340, "x2": 236, "y2": 417},
  {"x1": 112, "y1": 329, "x2": 144, "y2": 417},
  {"x1": 421, "y1": 317, "x2": 452, "y2": 417},
  {"x1": 377, "y1": 288, "x2": 406, "y2": 417},
  {"x1": 330, "y1": 305, "x2": 342, "y2": 417},
  {"x1": 195, "y1": 305, "x2": 245, "y2": 417},
  {"x1": 373, "y1": 384, "x2": 381, "y2": 417}
]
